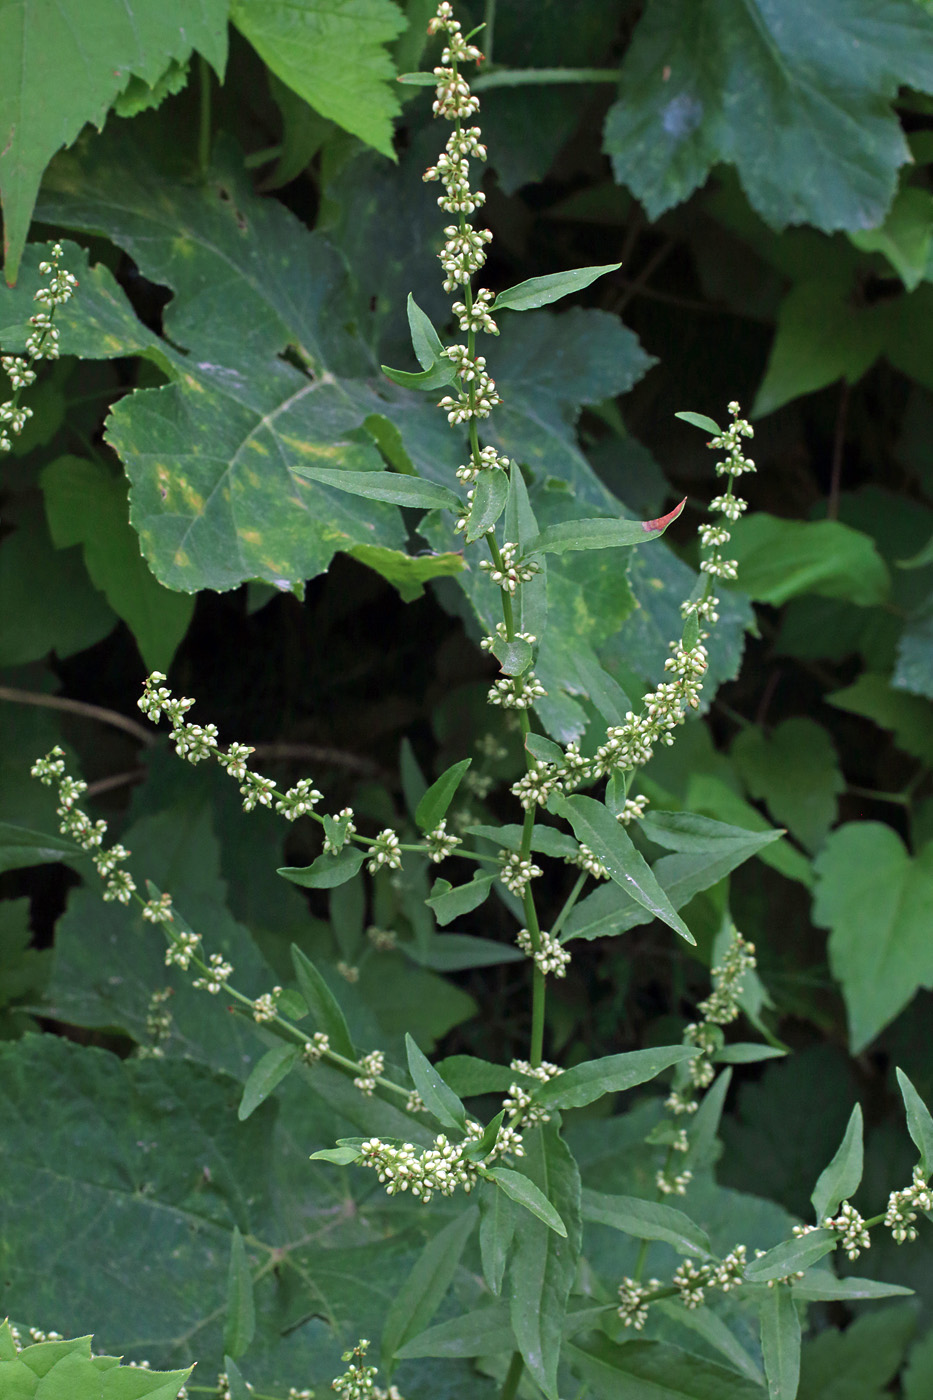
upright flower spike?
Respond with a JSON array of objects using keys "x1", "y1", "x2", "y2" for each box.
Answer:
[{"x1": 1, "y1": 243, "x2": 77, "y2": 453}]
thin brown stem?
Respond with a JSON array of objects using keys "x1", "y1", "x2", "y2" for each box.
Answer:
[{"x1": 0, "y1": 686, "x2": 155, "y2": 746}]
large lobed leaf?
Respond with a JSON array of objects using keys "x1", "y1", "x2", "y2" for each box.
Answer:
[
  {"x1": 0, "y1": 0, "x2": 227, "y2": 283},
  {"x1": 605, "y1": 0, "x2": 933, "y2": 233}
]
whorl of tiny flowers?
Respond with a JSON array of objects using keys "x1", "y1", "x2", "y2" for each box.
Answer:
[
  {"x1": 139, "y1": 986, "x2": 174, "y2": 1059},
  {"x1": 367, "y1": 828, "x2": 402, "y2": 873},
  {"x1": 479, "y1": 543, "x2": 541, "y2": 595},
  {"x1": 616, "y1": 793, "x2": 650, "y2": 826},
  {"x1": 354, "y1": 1050, "x2": 385, "y2": 1096},
  {"x1": 567, "y1": 843, "x2": 609, "y2": 880},
  {"x1": 1, "y1": 243, "x2": 77, "y2": 453},
  {"x1": 516, "y1": 927, "x2": 571, "y2": 978},
  {"x1": 699, "y1": 401, "x2": 754, "y2": 581},
  {"x1": 31, "y1": 748, "x2": 137, "y2": 904},
  {"x1": 656, "y1": 1165, "x2": 693, "y2": 1196},
  {"x1": 617, "y1": 1277, "x2": 661, "y2": 1330},
  {"x1": 498, "y1": 850, "x2": 542, "y2": 897},
  {"x1": 487, "y1": 672, "x2": 547, "y2": 710},
  {"x1": 510, "y1": 763, "x2": 558, "y2": 810},
  {"x1": 424, "y1": 819, "x2": 460, "y2": 862},
  {"x1": 192, "y1": 952, "x2": 233, "y2": 994},
  {"x1": 697, "y1": 929, "x2": 756, "y2": 1025},
  {"x1": 330, "y1": 1339, "x2": 404, "y2": 1400},
  {"x1": 823, "y1": 1201, "x2": 871, "y2": 1260},
  {"x1": 252, "y1": 987, "x2": 282, "y2": 1023},
  {"x1": 357, "y1": 1133, "x2": 478, "y2": 1203},
  {"x1": 303, "y1": 1031, "x2": 330, "y2": 1064},
  {"x1": 885, "y1": 1166, "x2": 933, "y2": 1243},
  {"x1": 502, "y1": 1060, "x2": 562, "y2": 1127}
]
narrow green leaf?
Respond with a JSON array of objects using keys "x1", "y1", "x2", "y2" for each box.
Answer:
[
  {"x1": 277, "y1": 846, "x2": 365, "y2": 889},
  {"x1": 793, "y1": 1274, "x2": 914, "y2": 1301},
  {"x1": 407, "y1": 292, "x2": 445, "y2": 368},
  {"x1": 653, "y1": 1300, "x2": 765, "y2": 1388},
  {"x1": 290, "y1": 946, "x2": 355, "y2": 1059},
  {"x1": 464, "y1": 468, "x2": 509, "y2": 542},
  {"x1": 330, "y1": 875, "x2": 365, "y2": 963},
  {"x1": 533, "y1": 1045, "x2": 695, "y2": 1111},
  {"x1": 405, "y1": 1034, "x2": 468, "y2": 1134},
  {"x1": 492, "y1": 263, "x2": 620, "y2": 312},
  {"x1": 479, "y1": 1178, "x2": 516, "y2": 1295},
  {"x1": 675, "y1": 411, "x2": 722, "y2": 436},
  {"x1": 401, "y1": 934, "x2": 523, "y2": 971},
  {"x1": 462, "y1": 1109, "x2": 506, "y2": 1164},
  {"x1": 683, "y1": 1067, "x2": 731, "y2": 1171},
  {"x1": 396, "y1": 1303, "x2": 513, "y2": 1359},
  {"x1": 744, "y1": 1230, "x2": 837, "y2": 1282},
  {"x1": 486, "y1": 1167, "x2": 567, "y2": 1236},
  {"x1": 713, "y1": 1043, "x2": 786, "y2": 1064},
  {"x1": 309, "y1": 1144, "x2": 361, "y2": 1164},
  {"x1": 811, "y1": 1104, "x2": 863, "y2": 1223},
  {"x1": 507, "y1": 1126, "x2": 580, "y2": 1399},
  {"x1": 415, "y1": 758, "x2": 472, "y2": 831},
  {"x1": 237, "y1": 1044, "x2": 299, "y2": 1121},
  {"x1": 223, "y1": 1229, "x2": 255, "y2": 1361},
  {"x1": 381, "y1": 358, "x2": 458, "y2": 390},
  {"x1": 426, "y1": 872, "x2": 496, "y2": 925},
  {"x1": 581, "y1": 1189, "x2": 711, "y2": 1258},
  {"x1": 896, "y1": 1068, "x2": 933, "y2": 1176},
  {"x1": 528, "y1": 499, "x2": 686, "y2": 555},
  {"x1": 0, "y1": 822, "x2": 83, "y2": 873},
  {"x1": 222, "y1": 1355, "x2": 250, "y2": 1400},
  {"x1": 397, "y1": 71, "x2": 439, "y2": 85},
  {"x1": 568, "y1": 1334, "x2": 765, "y2": 1400},
  {"x1": 103, "y1": 1362, "x2": 194, "y2": 1398},
  {"x1": 434, "y1": 1055, "x2": 522, "y2": 1097},
  {"x1": 554, "y1": 794, "x2": 696, "y2": 944},
  {"x1": 759, "y1": 1283, "x2": 800, "y2": 1400},
  {"x1": 381, "y1": 1206, "x2": 478, "y2": 1372},
  {"x1": 290, "y1": 465, "x2": 461, "y2": 511}
]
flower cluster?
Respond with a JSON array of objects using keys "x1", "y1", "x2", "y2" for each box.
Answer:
[
  {"x1": 367, "y1": 829, "x2": 402, "y2": 873},
  {"x1": 567, "y1": 843, "x2": 609, "y2": 880},
  {"x1": 354, "y1": 1050, "x2": 385, "y2": 1096},
  {"x1": 457, "y1": 444, "x2": 508, "y2": 485},
  {"x1": 618, "y1": 1244, "x2": 748, "y2": 1330},
  {"x1": 1, "y1": 244, "x2": 77, "y2": 453},
  {"x1": 303, "y1": 1031, "x2": 331, "y2": 1064},
  {"x1": 487, "y1": 673, "x2": 547, "y2": 710},
  {"x1": 885, "y1": 1166, "x2": 933, "y2": 1243},
  {"x1": 331, "y1": 1340, "x2": 403, "y2": 1400},
  {"x1": 498, "y1": 851, "x2": 542, "y2": 897},
  {"x1": 822, "y1": 1201, "x2": 871, "y2": 1260},
  {"x1": 479, "y1": 543, "x2": 541, "y2": 595},
  {"x1": 139, "y1": 987, "x2": 174, "y2": 1059},
  {"x1": 424, "y1": 819, "x2": 461, "y2": 862},
  {"x1": 357, "y1": 1133, "x2": 479, "y2": 1203},
  {"x1": 503, "y1": 1059, "x2": 563, "y2": 1127},
  {"x1": 31, "y1": 749, "x2": 137, "y2": 904},
  {"x1": 192, "y1": 953, "x2": 233, "y2": 994},
  {"x1": 252, "y1": 987, "x2": 283, "y2": 1024},
  {"x1": 516, "y1": 927, "x2": 571, "y2": 978}
]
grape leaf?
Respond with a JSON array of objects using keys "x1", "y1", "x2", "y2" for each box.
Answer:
[
  {"x1": 0, "y1": 0, "x2": 227, "y2": 282},
  {"x1": 605, "y1": 0, "x2": 933, "y2": 233}
]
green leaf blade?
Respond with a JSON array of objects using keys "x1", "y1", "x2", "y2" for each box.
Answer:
[
  {"x1": 404, "y1": 1034, "x2": 468, "y2": 1134},
  {"x1": 290, "y1": 945, "x2": 355, "y2": 1059},
  {"x1": 534, "y1": 1045, "x2": 695, "y2": 1111},
  {"x1": 492, "y1": 263, "x2": 620, "y2": 312},
  {"x1": 237, "y1": 1044, "x2": 299, "y2": 1121},
  {"x1": 415, "y1": 758, "x2": 472, "y2": 831}
]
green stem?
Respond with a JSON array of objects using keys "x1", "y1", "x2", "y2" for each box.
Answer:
[
  {"x1": 198, "y1": 55, "x2": 212, "y2": 178},
  {"x1": 550, "y1": 871, "x2": 587, "y2": 940},
  {"x1": 483, "y1": 0, "x2": 497, "y2": 63},
  {"x1": 499, "y1": 1349, "x2": 524, "y2": 1400}
]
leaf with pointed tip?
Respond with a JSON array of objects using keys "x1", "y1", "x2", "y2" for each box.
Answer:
[
  {"x1": 290, "y1": 466, "x2": 461, "y2": 512},
  {"x1": 528, "y1": 499, "x2": 686, "y2": 555},
  {"x1": 407, "y1": 293, "x2": 446, "y2": 369},
  {"x1": 404, "y1": 1034, "x2": 467, "y2": 1134},
  {"x1": 238, "y1": 1045, "x2": 300, "y2": 1122},
  {"x1": 896, "y1": 1068, "x2": 933, "y2": 1177},
  {"x1": 581, "y1": 1189, "x2": 711, "y2": 1257},
  {"x1": 381, "y1": 1207, "x2": 478, "y2": 1373},
  {"x1": 532, "y1": 1045, "x2": 695, "y2": 1111},
  {"x1": 675, "y1": 411, "x2": 722, "y2": 436},
  {"x1": 426, "y1": 873, "x2": 496, "y2": 926},
  {"x1": 381, "y1": 358, "x2": 458, "y2": 391},
  {"x1": 759, "y1": 1284, "x2": 800, "y2": 1400},
  {"x1": 278, "y1": 847, "x2": 365, "y2": 889},
  {"x1": 744, "y1": 1230, "x2": 837, "y2": 1281},
  {"x1": 223, "y1": 1228, "x2": 255, "y2": 1360},
  {"x1": 415, "y1": 759, "x2": 472, "y2": 832},
  {"x1": 492, "y1": 263, "x2": 621, "y2": 312},
  {"x1": 290, "y1": 945, "x2": 355, "y2": 1059},
  {"x1": 811, "y1": 1103, "x2": 864, "y2": 1223}
]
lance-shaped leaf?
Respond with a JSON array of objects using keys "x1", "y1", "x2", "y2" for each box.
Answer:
[
  {"x1": 492, "y1": 263, "x2": 621, "y2": 312},
  {"x1": 479, "y1": 1179, "x2": 517, "y2": 1296},
  {"x1": 223, "y1": 1228, "x2": 255, "y2": 1361},
  {"x1": 407, "y1": 293, "x2": 446, "y2": 369},
  {"x1": 396, "y1": 1302, "x2": 513, "y2": 1359},
  {"x1": 415, "y1": 758, "x2": 472, "y2": 832},
  {"x1": 568, "y1": 1335, "x2": 765, "y2": 1400},
  {"x1": 426, "y1": 872, "x2": 496, "y2": 925},
  {"x1": 896, "y1": 1068, "x2": 933, "y2": 1176},
  {"x1": 792, "y1": 1275, "x2": 913, "y2": 1301},
  {"x1": 581, "y1": 1190, "x2": 711, "y2": 1257},
  {"x1": 290, "y1": 465, "x2": 461, "y2": 512},
  {"x1": 532, "y1": 1045, "x2": 695, "y2": 1112},
  {"x1": 464, "y1": 469, "x2": 510, "y2": 543},
  {"x1": 744, "y1": 1230, "x2": 837, "y2": 1282},
  {"x1": 553, "y1": 793, "x2": 695, "y2": 943},
  {"x1": 223, "y1": 1355, "x2": 251, "y2": 1400},
  {"x1": 675, "y1": 411, "x2": 722, "y2": 436},
  {"x1": 278, "y1": 847, "x2": 365, "y2": 889},
  {"x1": 506, "y1": 1127, "x2": 580, "y2": 1400},
  {"x1": 486, "y1": 1167, "x2": 567, "y2": 1236},
  {"x1": 405, "y1": 1034, "x2": 468, "y2": 1135},
  {"x1": 238, "y1": 1044, "x2": 300, "y2": 1122},
  {"x1": 811, "y1": 1103, "x2": 864, "y2": 1224},
  {"x1": 528, "y1": 498, "x2": 686, "y2": 556},
  {"x1": 290, "y1": 946, "x2": 355, "y2": 1059},
  {"x1": 0, "y1": 823, "x2": 84, "y2": 874},
  {"x1": 759, "y1": 1284, "x2": 800, "y2": 1400},
  {"x1": 381, "y1": 358, "x2": 459, "y2": 391},
  {"x1": 381, "y1": 1206, "x2": 478, "y2": 1373}
]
